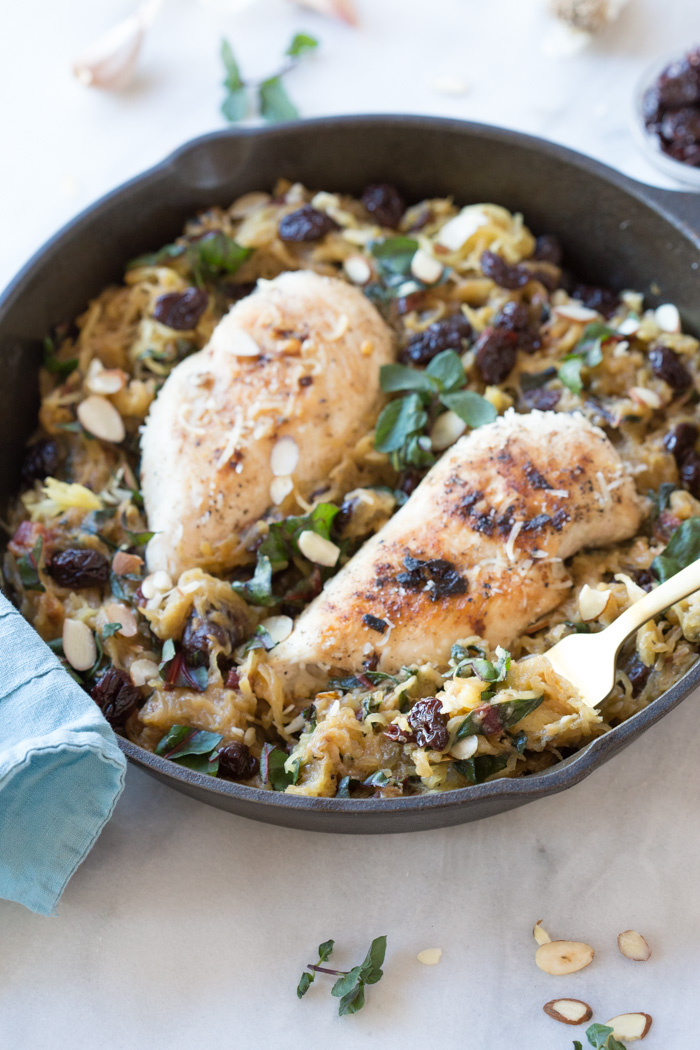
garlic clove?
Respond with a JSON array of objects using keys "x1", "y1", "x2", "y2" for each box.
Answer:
[{"x1": 73, "y1": 0, "x2": 161, "y2": 92}]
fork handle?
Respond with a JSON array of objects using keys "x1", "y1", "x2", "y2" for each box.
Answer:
[{"x1": 604, "y1": 558, "x2": 700, "y2": 652}]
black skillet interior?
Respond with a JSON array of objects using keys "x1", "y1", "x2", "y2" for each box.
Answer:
[{"x1": 2, "y1": 116, "x2": 699, "y2": 833}]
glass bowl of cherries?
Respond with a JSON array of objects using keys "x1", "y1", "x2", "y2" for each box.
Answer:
[{"x1": 634, "y1": 44, "x2": 700, "y2": 189}]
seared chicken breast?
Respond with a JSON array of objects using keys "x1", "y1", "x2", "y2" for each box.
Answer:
[
  {"x1": 141, "y1": 271, "x2": 395, "y2": 577},
  {"x1": 269, "y1": 410, "x2": 644, "y2": 697}
]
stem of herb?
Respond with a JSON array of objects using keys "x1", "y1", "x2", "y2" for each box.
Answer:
[{"x1": 307, "y1": 965, "x2": 348, "y2": 976}]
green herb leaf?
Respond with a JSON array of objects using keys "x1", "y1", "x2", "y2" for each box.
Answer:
[
  {"x1": 241, "y1": 624, "x2": 275, "y2": 653},
  {"x1": 520, "y1": 367, "x2": 558, "y2": 391},
  {"x1": 359, "y1": 934, "x2": 386, "y2": 983},
  {"x1": 649, "y1": 482, "x2": 677, "y2": 520},
  {"x1": 43, "y1": 336, "x2": 78, "y2": 378},
  {"x1": 297, "y1": 971, "x2": 314, "y2": 999},
  {"x1": 584, "y1": 1022, "x2": 627, "y2": 1049},
  {"x1": 453, "y1": 753, "x2": 510, "y2": 784},
  {"x1": 318, "y1": 939, "x2": 335, "y2": 962},
  {"x1": 159, "y1": 638, "x2": 176, "y2": 670},
  {"x1": 220, "y1": 38, "x2": 247, "y2": 122},
  {"x1": 259, "y1": 75, "x2": 299, "y2": 123},
  {"x1": 101, "y1": 622, "x2": 122, "y2": 640},
  {"x1": 574, "y1": 1042, "x2": 583, "y2": 1050},
  {"x1": 155, "y1": 725, "x2": 223, "y2": 761},
  {"x1": 233, "y1": 554, "x2": 276, "y2": 606},
  {"x1": 192, "y1": 231, "x2": 252, "y2": 284},
  {"x1": 370, "y1": 237, "x2": 419, "y2": 287},
  {"x1": 374, "y1": 393, "x2": 427, "y2": 454},
  {"x1": 379, "y1": 363, "x2": 436, "y2": 395},
  {"x1": 425, "y1": 349, "x2": 465, "y2": 392},
  {"x1": 651, "y1": 517, "x2": 700, "y2": 583},
  {"x1": 440, "y1": 389, "x2": 497, "y2": 428},
  {"x1": 126, "y1": 242, "x2": 186, "y2": 271},
  {"x1": 260, "y1": 743, "x2": 297, "y2": 790},
  {"x1": 286, "y1": 32, "x2": 319, "y2": 58},
  {"x1": 333, "y1": 971, "x2": 365, "y2": 1015},
  {"x1": 16, "y1": 537, "x2": 45, "y2": 592},
  {"x1": 558, "y1": 356, "x2": 584, "y2": 395},
  {"x1": 455, "y1": 693, "x2": 543, "y2": 741}
]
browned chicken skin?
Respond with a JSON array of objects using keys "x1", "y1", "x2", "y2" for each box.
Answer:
[{"x1": 268, "y1": 410, "x2": 645, "y2": 698}]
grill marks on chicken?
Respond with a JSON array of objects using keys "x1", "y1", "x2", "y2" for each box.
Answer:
[
  {"x1": 268, "y1": 411, "x2": 645, "y2": 696},
  {"x1": 140, "y1": 271, "x2": 395, "y2": 578}
]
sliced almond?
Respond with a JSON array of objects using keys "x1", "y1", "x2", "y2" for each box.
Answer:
[
  {"x1": 229, "y1": 191, "x2": 271, "y2": 218},
  {"x1": 533, "y1": 920, "x2": 552, "y2": 946},
  {"x1": 578, "y1": 583, "x2": 611, "y2": 621},
  {"x1": 543, "y1": 999, "x2": 592, "y2": 1025},
  {"x1": 618, "y1": 316, "x2": 641, "y2": 336},
  {"x1": 416, "y1": 948, "x2": 442, "y2": 965},
  {"x1": 430, "y1": 409, "x2": 467, "y2": 451},
  {"x1": 62, "y1": 618, "x2": 97, "y2": 672},
  {"x1": 297, "y1": 530, "x2": 340, "y2": 568},
  {"x1": 553, "y1": 303, "x2": 599, "y2": 323},
  {"x1": 437, "y1": 206, "x2": 489, "y2": 251},
  {"x1": 260, "y1": 615, "x2": 294, "y2": 646},
  {"x1": 112, "y1": 550, "x2": 144, "y2": 576},
  {"x1": 129, "y1": 657, "x2": 160, "y2": 687},
  {"x1": 535, "y1": 940, "x2": 595, "y2": 975},
  {"x1": 269, "y1": 476, "x2": 294, "y2": 505},
  {"x1": 617, "y1": 929, "x2": 651, "y2": 962},
  {"x1": 270, "y1": 436, "x2": 299, "y2": 477},
  {"x1": 449, "y1": 734, "x2": 478, "y2": 761},
  {"x1": 343, "y1": 254, "x2": 372, "y2": 286},
  {"x1": 105, "y1": 602, "x2": 138, "y2": 638},
  {"x1": 606, "y1": 1013, "x2": 652, "y2": 1041},
  {"x1": 141, "y1": 570, "x2": 172, "y2": 599},
  {"x1": 655, "y1": 303, "x2": 681, "y2": 333},
  {"x1": 77, "y1": 395, "x2": 125, "y2": 443},
  {"x1": 212, "y1": 321, "x2": 260, "y2": 358},
  {"x1": 629, "y1": 386, "x2": 662, "y2": 410},
  {"x1": 411, "y1": 248, "x2": 443, "y2": 285},
  {"x1": 86, "y1": 360, "x2": 127, "y2": 395}
]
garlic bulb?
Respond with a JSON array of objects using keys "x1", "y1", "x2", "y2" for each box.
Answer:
[
  {"x1": 549, "y1": 0, "x2": 630, "y2": 33},
  {"x1": 288, "y1": 0, "x2": 359, "y2": 25},
  {"x1": 73, "y1": 0, "x2": 162, "y2": 91}
]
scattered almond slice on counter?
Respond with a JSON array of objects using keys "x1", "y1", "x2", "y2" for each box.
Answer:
[
  {"x1": 543, "y1": 999, "x2": 592, "y2": 1025},
  {"x1": 606, "y1": 1013, "x2": 653, "y2": 1041},
  {"x1": 416, "y1": 948, "x2": 442, "y2": 965},
  {"x1": 533, "y1": 920, "x2": 552, "y2": 946},
  {"x1": 62, "y1": 618, "x2": 97, "y2": 671},
  {"x1": 77, "y1": 395, "x2": 126, "y2": 443},
  {"x1": 535, "y1": 940, "x2": 595, "y2": 975},
  {"x1": 617, "y1": 929, "x2": 652, "y2": 961}
]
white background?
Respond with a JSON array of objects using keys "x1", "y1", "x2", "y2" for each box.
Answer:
[{"x1": 1, "y1": 0, "x2": 699, "y2": 1047}]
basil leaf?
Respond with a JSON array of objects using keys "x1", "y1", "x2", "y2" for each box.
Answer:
[
  {"x1": 176, "y1": 751, "x2": 220, "y2": 777},
  {"x1": 651, "y1": 517, "x2": 700, "y2": 583},
  {"x1": 585, "y1": 1023, "x2": 622, "y2": 1049},
  {"x1": 233, "y1": 554, "x2": 276, "y2": 606},
  {"x1": 286, "y1": 32, "x2": 319, "y2": 58},
  {"x1": 440, "y1": 390, "x2": 497, "y2": 428},
  {"x1": 192, "y1": 232, "x2": 252, "y2": 284},
  {"x1": 221, "y1": 37, "x2": 244, "y2": 91},
  {"x1": 101, "y1": 622, "x2": 122, "y2": 640},
  {"x1": 16, "y1": 537, "x2": 44, "y2": 592},
  {"x1": 297, "y1": 972, "x2": 314, "y2": 999},
  {"x1": 425, "y1": 349, "x2": 465, "y2": 392},
  {"x1": 379, "y1": 363, "x2": 436, "y2": 394},
  {"x1": 259, "y1": 75, "x2": 299, "y2": 123},
  {"x1": 359, "y1": 935, "x2": 386, "y2": 983},
  {"x1": 370, "y1": 237, "x2": 419, "y2": 286},
  {"x1": 558, "y1": 356, "x2": 584, "y2": 395},
  {"x1": 574, "y1": 1043, "x2": 583, "y2": 1050},
  {"x1": 221, "y1": 37, "x2": 247, "y2": 122},
  {"x1": 333, "y1": 974, "x2": 365, "y2": 1016},
  {"x1": 318, "y1": 939, "x2": 335, "y2": 962},
  {"x1": 374, "y1": 393, "x2": 427, "y2": 453},
  {"x1": 520, "y1": 367, "x2": 558, "y2": 391},
  {"x1": 453, "y1": 753, "x2": 510, "y2": 784},
  {"x1": 648, "y1": 482, "x2": 677, "y2": 520},
  {"x1": 260, "y1": 743, "x2": 297, "y2": 790},
  {"x1": 455, "y1": 694, "x2": 543, "y2": 741}
]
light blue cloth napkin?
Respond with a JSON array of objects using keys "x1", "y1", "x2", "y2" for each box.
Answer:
[{"x1": 0, "y1": 592, "x2": 126, "y2": 916}]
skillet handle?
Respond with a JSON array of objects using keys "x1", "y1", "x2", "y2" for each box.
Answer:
[{"x1": 638, "y1": 185, "x2": 700, "y2": 243}]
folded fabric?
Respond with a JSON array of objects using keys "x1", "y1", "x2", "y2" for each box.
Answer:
[{"x1": 0, "y1": 592, "x2": 126, "y2": 916}]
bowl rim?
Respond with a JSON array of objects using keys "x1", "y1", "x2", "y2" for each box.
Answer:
[{"x1": 4, "y1": 114, "x2": 700, "y2": 820}]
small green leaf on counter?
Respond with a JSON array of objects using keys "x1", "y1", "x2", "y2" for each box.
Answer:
[
  {"x1": 259, "y1": 75, "x2": 299, "y2": 123},
  {"x1": 651, "y1": 516, "x2": 700, "y2": 583},
  {"x1": 331, "y1": 935, "x2": 387, "y2": 1016},
  {"x1": 286, "y1": 32, "x2": 319, "y2": 58},
  {"x1": 221, "y1": 37, "x2": 247, "y2": 122},
  {"x1": 297, "y1": 938, "x2": 335, "y2": 999},
  {"x1": 583, "y1": 1022, "x2": 627, "y2": 1050}
]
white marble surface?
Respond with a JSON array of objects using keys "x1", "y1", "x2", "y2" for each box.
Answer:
[{"x1": 2, "y1": 0, "x2": 700, "y2": 1046}]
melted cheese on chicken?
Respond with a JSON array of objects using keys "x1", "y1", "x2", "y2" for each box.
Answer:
[
  {"x1": 141, "y1": 271, "x2": 395, "y2": 577},
  {"x1": 268, "y1": 410, "x2": 644, "y2": 697}
]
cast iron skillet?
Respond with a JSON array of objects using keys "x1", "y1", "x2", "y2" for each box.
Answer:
[{"x1": 2, "y1": 116, "x2": 700, "y2": 833}]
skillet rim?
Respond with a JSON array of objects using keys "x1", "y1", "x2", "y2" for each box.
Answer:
[{"x1": 3, "y1": 114, "x2": 700, "y2": 824}]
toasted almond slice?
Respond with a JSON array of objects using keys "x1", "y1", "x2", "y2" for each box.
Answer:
[
  {"x1": 629, "y1": 386, "x2": 662, "y2": 410},
  {"x1": 449, "y1": 734, "x2": 478, "y2": 761},
  {"x1": 77, "y1": 395, "x2": 126, "y2": 443},
  {"x1": 411, "y1": 248, "x2": 443, "y2": 285},
  {"x1": 343, "y1": 254, "x2": 372, "y2": 286},
  {"x1": 86, "y1": 360, "x2": 127, "y2": 395},
  {"x1": 269, "y1": 475, "x2": 294, "y2": 505},
  {"x1": 533, "y1": 920, "x2": 552, "y2": 946},
  {"x1": 553, "y1": 303, "x2": 599, "y2": 323},
  {"x1": 260, "y1": 615, "x2": 294, "y2": 646},
  {"x1": 430, "y1": 409, "x2": 467, "y2": 451},
  {"x1": 535, "y1": 940, "x2": 594, "y2": 975},
  {"x1": 578, "y1": 583, "x2": 611, "y2": 621},
  {"x1": 112, "y1": 550, "x2": 144, "y2": 576},
  {"x1": 105, "y1": 602, "x2": 138, "y2": 638},
  {"x1": 229, "y1": 191, "x2": 271, "y2": 218},
  {"x1": 543, "y1": 999, "x2": 592, "y2": 1025},
  {"x1": 218, "y1": 325, "x2": 261, "y2": 358},
  {"x1": 270, "y1": 436, "x2": 299, "y2": 477},
  {"x1": 617, "y1": 929, "x2": 652, "y2": 961},
  {"x1": 416, "y1": 948, "x2": 442, "y2": 965},
  {"x1": 606, "y1": 1013, "x2": 652, "y2": 1041},
  {"x1": 62, "y1": 618, "x2": 97, "y2": 672},
  {"x1": 618, "y1": 316, "x2": 641, "y2": 336},
  {"x1": 655, "y1": 303, "x2": 681, "y2": 333},
  {"x1": 437, "y1": 206, "x2": 489, "y2": 251},
  {"x1": 129, "y1": 657, "x2": 160, "y2": 687},
  {"x1": 297, "y1": 530, "x2": 340, "y2": 567}
]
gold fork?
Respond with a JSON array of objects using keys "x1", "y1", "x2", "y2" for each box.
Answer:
[{"x1": 545, "y1": 558, "x2": 700, "y2": 708}]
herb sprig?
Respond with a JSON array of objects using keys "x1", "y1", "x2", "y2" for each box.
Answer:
[
  {"x1": 558, "y1": 322, "x2": 617, "y2": 395},
  {"x1": 374, "y1": 349, "x2": 496, "y2": 470},
  {"x1": 221, "y1": 33, "x2": 319, "y2": 125},
  {"x1": 297, "y1": 936, "x2": 387, "y2": 1016},
  {"x1": 651, "y1": 516, "x2": 700, "y2": 583},
  {"x1": 155, "y1": 725, "x2": 222, "y2": 776},
  {"x1": 128, "y1": 230, "x2": 252, "y2": 286},
  {"x1": 574, "y1": 1022, "x2": 627, "y2": 1050}
]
